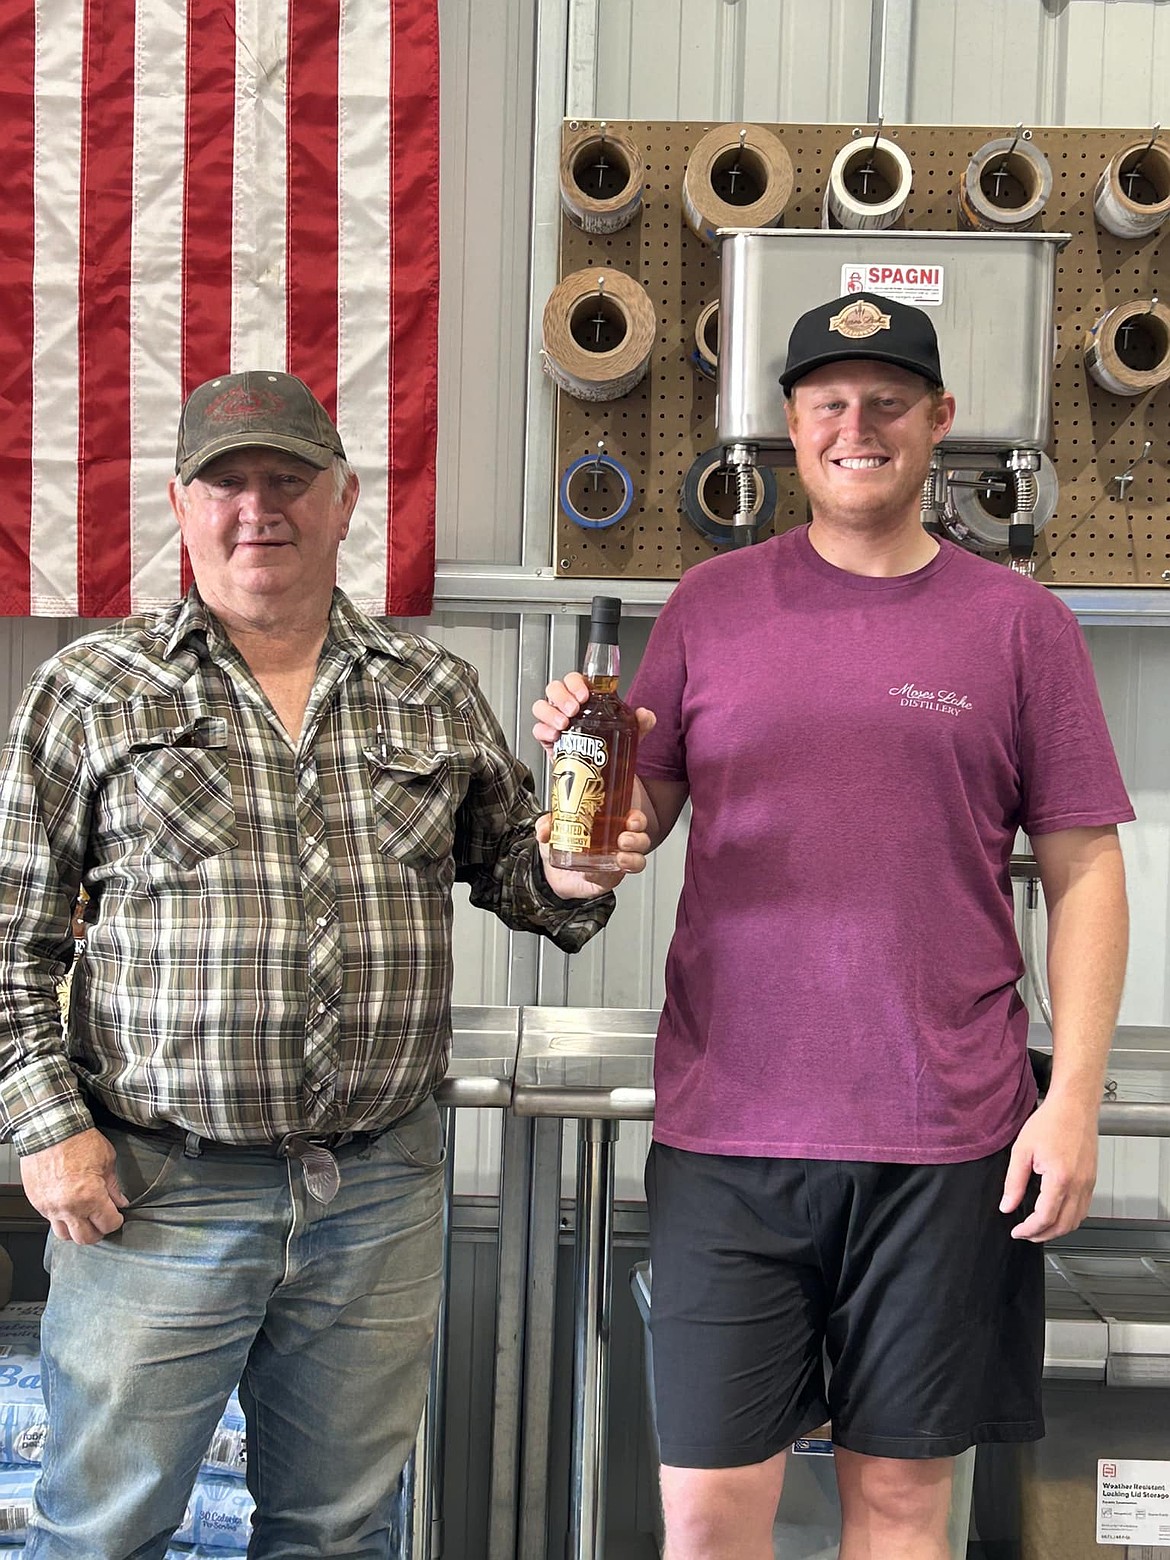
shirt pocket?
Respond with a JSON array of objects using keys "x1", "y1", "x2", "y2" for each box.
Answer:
[
  {"x1": 129, "y1": 715, "x2": 238, "y2": 870},
  {"x1": 366, "y1": 745, "x2": 460, "y2": 864}
]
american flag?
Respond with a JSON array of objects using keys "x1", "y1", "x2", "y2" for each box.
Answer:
[{"x1": 0, "y1": 0, "x2": 438, "y2": 618}]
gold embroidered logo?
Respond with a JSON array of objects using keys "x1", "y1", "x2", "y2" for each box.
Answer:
[{"x1": 828, "y1": 301, "x2": 891, "y2": 340}]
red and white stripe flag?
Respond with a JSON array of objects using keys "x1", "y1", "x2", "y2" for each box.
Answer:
[{"x1": 0, "y1": 0, "x2": 438, "y2": 618}]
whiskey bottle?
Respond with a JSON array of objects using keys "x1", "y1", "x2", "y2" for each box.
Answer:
[{"x1": 548, "y1": 596, "x2": 639, "y2": 871}]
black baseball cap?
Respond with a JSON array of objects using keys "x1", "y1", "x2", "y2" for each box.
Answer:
[
  {"x1": 779, "y1": 291, "x2": 944, "y2": 395},
  {"x1": 176, "y1": 371, "x2": 346, "y2": 484}
]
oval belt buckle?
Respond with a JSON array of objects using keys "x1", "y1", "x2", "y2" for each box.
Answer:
[{"x1": 279, "y1": 1135, "x2": 341, "y2": 1204}]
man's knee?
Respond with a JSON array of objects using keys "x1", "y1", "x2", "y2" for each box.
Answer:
[
  {"x1": 660, "y1": 1456, "x2": 785, "y2": 1560},
  {"x1": 836, "y1": 1448, "x2": 954, "y2": 1532}
]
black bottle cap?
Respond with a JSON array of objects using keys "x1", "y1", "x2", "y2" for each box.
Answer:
[
  {"x1": 590, "y1": 596, "x2": 621, "y2": 625},
  {"x1": 587, "y1": 595, "x2": 621, "y2": 648}
]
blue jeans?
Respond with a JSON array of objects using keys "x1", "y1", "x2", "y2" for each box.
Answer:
[{"x1": 27, "y1": 1098, "x2": 445, "y2": 1559}]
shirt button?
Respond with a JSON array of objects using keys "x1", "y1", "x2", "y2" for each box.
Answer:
[
  {"x1": 316, "y1": 1001, "x2": 327, "y2": 1016},
  {"x1": 316, "y1": 915, "x2": 329, "y2": 928},
  {"x1": 304, "y1": 835, "x2": 317, "y2": 847},
  {"x1": 172, "y1": 766, "x2": 186, "y2": 778}
]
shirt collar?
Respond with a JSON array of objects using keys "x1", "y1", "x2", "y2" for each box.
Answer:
[{"x1": 161, "y1": 585, "x2": 403, "y2": 662}]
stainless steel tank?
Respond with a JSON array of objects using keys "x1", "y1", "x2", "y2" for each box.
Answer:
[{"x1": 717, "y1": 228, "x2": 1070, "y2": 456}]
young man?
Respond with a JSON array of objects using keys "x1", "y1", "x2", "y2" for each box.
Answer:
[
  {"x1": 535, "y1": 295, "x2": 1132, "y2": 1560},
  {"x1": 0, "y1": 371, "x2": 651, "y2": 1558}
]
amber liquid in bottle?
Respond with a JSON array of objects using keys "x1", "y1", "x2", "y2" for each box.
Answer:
[{"x1": 548, "y1": 597, "x2": 639, "y2": 871}]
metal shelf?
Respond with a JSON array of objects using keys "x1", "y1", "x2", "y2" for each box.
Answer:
[
  {"x1": 433, "y1": 563, "x2": 1170, "y2": 625},
  {"x1": 1055, "y1": 588, "x2": 1170, "y2": 627}
]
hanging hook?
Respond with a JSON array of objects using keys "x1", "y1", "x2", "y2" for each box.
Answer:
[
  {"x1": 871, "y1": 115, "x2": 884, "y2": 156},
  {"x1": 1112, "y1": 439, "x2": 1153, "y2": 501},
  {"x1": 993, "y1": 124, "x2": 1027, "y2": 194},
  {"x1": 1132, "y1": 124, "x2": 1162, "y2": 174}
]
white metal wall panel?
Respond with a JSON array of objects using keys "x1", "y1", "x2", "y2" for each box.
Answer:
[
  {"x1": 435, "y1": 0, "x2": 537, "y2": 565},
  {"x1": 1058, "y1": 1, "x2": 1170, "y2": 127},
  {"x1": 906, "y1": 0, "x2": 1059, "y2": 125},
  {"x1": 592, "y1": 0, "x2": 873, "y2": 121},
  {"x1": 1, "y1": 619, "x2": 84, "y2": 712},
  {"x1": 746, "y1": 0, "x2": 874, "y2": 124},
  {"x1": 1085, "y1": 630, "x2": 1170, "y2": 1029},
  {"x1": 1082, "y1": 629, "x2": 1170, "y2": 1220},
  {"x1": 906, "y1": 0, "x2": 1170, "y2": 127}
]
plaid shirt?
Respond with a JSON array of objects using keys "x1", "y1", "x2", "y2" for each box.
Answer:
[{"x1": 0, "y1": 590, "x2": 612, "y2": 1154}]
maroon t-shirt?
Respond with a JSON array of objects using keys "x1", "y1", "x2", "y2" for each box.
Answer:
[{"x1": 628, "y1": 526, "x2": 1134, "y2": 1163}]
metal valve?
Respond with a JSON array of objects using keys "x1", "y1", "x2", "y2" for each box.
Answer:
[
  {"x1": 920, "y1": 451, "x2": 945, "y2": 534},
  {"x1": 1006, "y1": 449, "x2": 1041, "y2": 576},
  {"x1": 724, "y1": 442, "x2": 761, "y2": 548}
]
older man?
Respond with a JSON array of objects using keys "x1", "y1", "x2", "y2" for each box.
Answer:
[
  {"x1": 536, "y1": 296, "x2": 1132, "y2": 1560},
  {"x1": 0, "y1": 371, "x2": 651, "y2": 1559}
]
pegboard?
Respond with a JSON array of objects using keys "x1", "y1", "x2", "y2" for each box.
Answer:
[{"x1": 551, "y1": 121, "x2": 1170, "y2": 587}]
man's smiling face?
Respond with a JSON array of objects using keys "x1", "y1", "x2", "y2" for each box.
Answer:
[
  {"x1": 168, "y1": 448, "x2": 357, "y2": 624},
  {"x1": 785, "y1": 360, "x2": 955, "y2": 531}
]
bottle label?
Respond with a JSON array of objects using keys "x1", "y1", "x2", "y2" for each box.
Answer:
[
  {"x1": 549, "y1": 731, "x2": 609, "y2": 854},
  {"x1": 553, "y1": 729, "x2": 608, "y2": 767}
]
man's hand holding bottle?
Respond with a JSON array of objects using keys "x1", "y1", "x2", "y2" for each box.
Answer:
[{"x1": 532, "y1": 666, "x2": 656, "y2": 898}]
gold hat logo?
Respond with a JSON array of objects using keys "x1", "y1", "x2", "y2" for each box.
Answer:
[{"x1": 828, "y1": 301, "x2": 892, "y2": 340}]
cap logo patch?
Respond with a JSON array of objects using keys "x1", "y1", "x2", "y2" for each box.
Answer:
[
  {"x1": 203, "y1": 388, "x2": 286, "y2": 425},
  {"x1": 828, "y1": 301, "x2": 891, "y2": 340}
]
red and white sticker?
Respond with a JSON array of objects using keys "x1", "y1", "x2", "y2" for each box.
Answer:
[{"x1": 841, "y1": 263, "x2": 945, "y2": 307}]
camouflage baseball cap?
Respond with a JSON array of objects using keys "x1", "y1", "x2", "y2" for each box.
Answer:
[{"x1": 176, "y1": 371, "x2": 346, "y2": 484}]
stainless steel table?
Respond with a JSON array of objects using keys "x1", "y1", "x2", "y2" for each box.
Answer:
[
  {"x1": 513, "y1": 1010, "x2": 1170, "y2": 1560},
  {"x1": 1030, "y1": 1022, "x2": 1170, "y2": 1136},
  {"x1": 404, "y1": 1006, "x2": 521, "y2": 1560},
  {"x1": 512, "y1": 1007, "x2": 657, "y2": 1560}
]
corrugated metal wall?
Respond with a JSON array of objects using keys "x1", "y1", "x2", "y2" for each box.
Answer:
[
  {"x1": 588, "y1": 0, "x2": 873, "y2": 122},
  {"x1": 435, "y1": 0, "x2": 537, "y2": 564},
  {"x1": 908, "y1": 0, "x2": 1170, "y2": 126},
  {"x1": 0, "y1": 0, "x2": 1167, "y2": 1228}
]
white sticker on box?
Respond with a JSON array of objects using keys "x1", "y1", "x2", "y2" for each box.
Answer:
[
  {"x1": 840, "y1": 263, "x2": 945, "y2": 307},
  {"x1": 1097, "y1": 1459, "x2": 1170, "y2": 1546}
]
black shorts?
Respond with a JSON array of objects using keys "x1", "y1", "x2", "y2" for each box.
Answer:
[{"x1": 645, "y1": 1143, "x2": 1045, "y2": 1467}]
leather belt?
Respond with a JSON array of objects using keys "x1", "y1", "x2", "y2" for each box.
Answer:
[{"x1": 86, "y1": 1099, "x2": 384, "y2": 1205}]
